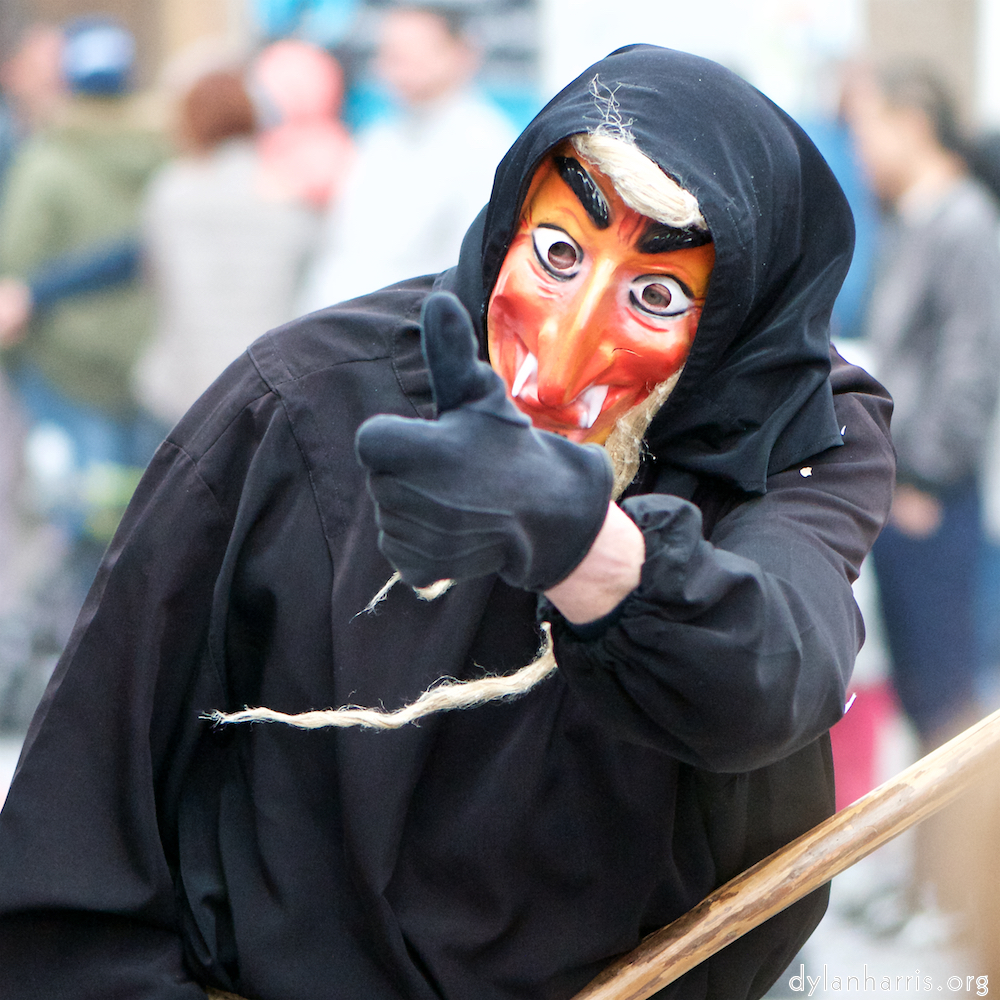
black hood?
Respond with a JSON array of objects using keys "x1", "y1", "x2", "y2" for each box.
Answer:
[{"x1": 443, "y1": 44, "x2": 852, "y2": 495}]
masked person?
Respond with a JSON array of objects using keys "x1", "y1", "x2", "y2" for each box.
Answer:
[{"x1": 0, "y1": 46, "x2": 894, "y2": 1000}]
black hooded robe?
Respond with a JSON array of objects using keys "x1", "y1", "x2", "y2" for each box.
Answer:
[{"x1": 0, "y1": 46, "x2": 894, "y2": 1000}]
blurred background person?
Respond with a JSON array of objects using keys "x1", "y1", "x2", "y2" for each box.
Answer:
[
  {"x1": 0, "y1": 21, "x2": 66, "y2": 623},
  {"x1": 296, "y1": 2, "x2": 515, "y2": 312},
  {"x1": 0, "y1": 22, "x2": 66, "y2": 188},
  {"x1": 252, "y1": 38, "x2": 354, "y2": 209},
  {"x1": 844, "y1": 60, "x2": 1000, "y2": 944},
  {"x1": 0, "y1": 21, "x2": 140, "y2": 349},
  {"x1": 0, "y1": 16, "x2": 165, "y2": 732},
  {"x1": 134, "y1": 61, "x2": 331, "y2": 433},
  {"x1": 847, "y1": 62, "x2": 1000, "y2": 759},
  {"x1": 0, "y1": 15, "x2": 166, "y2": 603}
]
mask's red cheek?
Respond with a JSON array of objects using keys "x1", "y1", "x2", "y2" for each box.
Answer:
[
  {"x1": 489, "y1": 288, "x2": 548, "y2": 351},
  {"x1": 604, "y1": 308, "x2": 702, "y2": 388},
  {"x1": 487, "y1": 291, "x2": 532, "y2": 391},
  {"x1": 488, "y1": 252, "x2": 561, "y2": 386}
]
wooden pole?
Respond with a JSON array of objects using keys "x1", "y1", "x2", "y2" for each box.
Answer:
[{"x1": 571, "y1": 705, "x2": 1000, "y2": 1000}]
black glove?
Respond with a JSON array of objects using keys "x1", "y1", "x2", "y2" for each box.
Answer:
[{"x1": 355, "y1": 292, "x2": 614, "y2": 590}]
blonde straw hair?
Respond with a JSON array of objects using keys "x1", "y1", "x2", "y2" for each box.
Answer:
[{"x1": 569, "y1": 132, "x2": 707, "y2": 231}]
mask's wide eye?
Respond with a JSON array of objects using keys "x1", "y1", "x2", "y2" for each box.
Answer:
[
  {"x1": 630, "y1": 275, "x2": 695, "y2": 318},
  {"x1": 532, "y1": 226, "x2": 583, "y2": 278}
]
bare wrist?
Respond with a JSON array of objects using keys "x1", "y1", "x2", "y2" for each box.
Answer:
[{"x1": 543, "y1": 502, "x2": 644, "y2": 625}]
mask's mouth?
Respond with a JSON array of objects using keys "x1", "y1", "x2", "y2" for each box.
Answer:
[{"x1": 509, "y1": 347, "x2": 610, "y2": 430}]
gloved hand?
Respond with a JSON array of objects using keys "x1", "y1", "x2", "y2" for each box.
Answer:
[{"x1": 355, "y1": 292, "x2": 614, "y2": 591}]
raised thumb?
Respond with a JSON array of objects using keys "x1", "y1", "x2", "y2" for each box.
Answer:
[{"x1": 420, "y1": 292, "x2": 497, "y2": 413}]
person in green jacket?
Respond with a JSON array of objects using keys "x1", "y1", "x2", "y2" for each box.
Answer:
[{"x1": 0, "y1": 17, "x2": 166, "y2": 569}]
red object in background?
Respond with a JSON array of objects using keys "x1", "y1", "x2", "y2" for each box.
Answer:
[
  {"x1": 253, "y1": 39, "x2": 354, "y2": 208},
  {"x1": 830, "y1": 680, "x2": 898, "y2": 811}
]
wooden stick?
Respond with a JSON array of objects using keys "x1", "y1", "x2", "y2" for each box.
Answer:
[{"x1": 571, "y1": 705, "x2": 1000, "y2": 1000}]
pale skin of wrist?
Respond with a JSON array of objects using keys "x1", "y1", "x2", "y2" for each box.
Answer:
[{"x1": 544, "y1": 502, "x2": 645, "y2": 624}]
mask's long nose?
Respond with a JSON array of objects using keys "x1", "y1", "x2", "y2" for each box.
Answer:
[{"x1": 535, "y1": 256, "x2": 617, "y2": 408}]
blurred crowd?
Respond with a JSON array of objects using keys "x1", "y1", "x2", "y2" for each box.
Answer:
[
  {"x1": 3, "y1": 0, "x2": 1000, "y2": 986},
  {"x1": 0, "y1": 4, "x2": 515, "y2": 730},
  {"x1": 812, "y1": 59, "x2": 1000, "y2": 983}
]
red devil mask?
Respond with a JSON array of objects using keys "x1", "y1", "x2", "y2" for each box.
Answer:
[{"x1": 487, "y1": 144, "x2": 714, "y2": 444}]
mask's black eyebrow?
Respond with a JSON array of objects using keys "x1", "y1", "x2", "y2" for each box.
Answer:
[
  {"x1": 554, "y1": 156, "x2": 610, "y2": 229},
  {"x1": 639, "y1": 222, "x2": 713, "y2": 253}
]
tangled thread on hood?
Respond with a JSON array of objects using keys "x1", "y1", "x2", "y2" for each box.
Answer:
[
  {"x1": 588, "y1": 74, "x2": 634, "y2": 142},
  {"x1": 205, "y1": 382, "x2": 676, "y2": 732}
]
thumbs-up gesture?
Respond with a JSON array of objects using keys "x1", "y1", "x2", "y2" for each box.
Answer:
[{"x1": 355, "y1": 292, "x2": 614, "y2": 590}]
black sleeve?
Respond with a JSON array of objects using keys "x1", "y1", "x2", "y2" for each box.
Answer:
[
  {"x1": 0, "y1": 369, "x2": 314, "y2": 999},
  {"x1": 549, "y1": 357, "x2": 895, "y2": 772},
  {"x1": 0, "y1": 442, "x2": 225, "y2": 998}
]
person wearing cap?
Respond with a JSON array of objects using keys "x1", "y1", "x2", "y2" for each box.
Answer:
[{"x1": 0, "y1": 17, "x2": 167, "y2": 587}]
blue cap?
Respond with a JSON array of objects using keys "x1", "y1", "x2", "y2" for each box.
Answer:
[{"x1": 63, "y1": 17, "x2": 135, "y2": 96}]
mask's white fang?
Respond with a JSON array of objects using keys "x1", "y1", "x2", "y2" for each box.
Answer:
[
  {"x1": 512, "y1": 352, "x2": 538, "y2": 397},
  {"x1": 578, "y1": 384, "x2": 609, "y2": 428}
]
